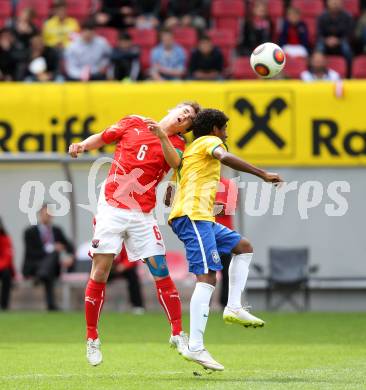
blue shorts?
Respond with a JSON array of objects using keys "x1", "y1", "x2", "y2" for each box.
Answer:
[{"x1": 171, "y1": 216, "x2": 242, "y2": 275}]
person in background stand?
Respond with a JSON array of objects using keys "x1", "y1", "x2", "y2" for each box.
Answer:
[
  {"x1": 108, "y1": 245, "x2": 145, "y2": 314},
  {"x1": 214, "y1": 177, "x2": 238, "y2": 309},
  {"x1": 0, "y1": 217, "x2": 15, "y2": 310},
  {"x1": 22, "y1": 204, "x2": 74, "y2": 311}
]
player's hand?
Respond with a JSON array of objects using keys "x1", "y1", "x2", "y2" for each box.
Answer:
[
  {"x1": 262, "y1": 171, "x2": 284, "y2": 187},
  {"x1": 144, "y1": 118, "x2": 166, "y2": 139},
  {"x1": 68, "y1": 142, "x2": 85, "y2": 158}
]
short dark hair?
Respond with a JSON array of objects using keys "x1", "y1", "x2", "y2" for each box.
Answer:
[
  {"x1": 192, "y1": 108, "x2": 229, "y2": 138},
  {"x1": 82, "y1": 19, "x2": 96, "y2": 31},
  {"x1": 119, "y1": 31, "x2": 131, "y2": 41}
]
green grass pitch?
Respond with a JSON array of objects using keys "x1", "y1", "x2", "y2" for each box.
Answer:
[{"x1": 0, "y1": 312, "x2": 365, "y2": 390}]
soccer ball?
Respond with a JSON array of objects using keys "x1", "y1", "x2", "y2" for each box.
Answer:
[{"x1": 250, "y1": 42, "x2": 286, "y2": 78}]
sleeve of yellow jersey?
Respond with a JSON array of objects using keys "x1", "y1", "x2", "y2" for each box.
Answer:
[{"x1": 203, "y1": 136, "x2": 227, "y2": 157}]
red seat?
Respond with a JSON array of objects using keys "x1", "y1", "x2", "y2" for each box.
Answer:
[
  {"x1": 0, "y1": 1, "x2": 12, "y2": 18},
  {"x1": 65, "y1": 0, "x2": 91, "y2": 22},
  {"x1": 268, "y1": 0, "x2": 284, "y2": 22},
  {"x1": 17, "y1": 0, "x2": 51, "y2": 19},
  {"x1": 285, "y1": 56, "x2": 307, "y2": 78},
  {"x1": 140, "y1": 47, "x2": 151, "y2": 71},
  {"x1": 173, "y1": 27, "x2": 198, "y2": 52},
  {"x1": 96, "y1": 27, "x2": 118, "y2": 47},
  {"x1": 343, "y1": 0, "x2": 360, "y2": 17},
  {"x1": 231, "y1": 56, "x2": 257, "y2": 79},
  {"x1": 207, "y1": 29, "x2": 236, "y2": 48},
  {"x1": 207, "y1": 29, "x2": 237, "y2": 67},
  {"x1": 352, "y1": 55, "x2": 366, "y2": 78},
  {"x1": 291, "y1": 0, "x2": 324, "y2": 18},
  {"x1": 128, "y1": 28, "x2": 158, "y2": 48},
  {"x1": 211, "y1": 0, "x2": 245, "y2": 35},
  {"x1": 211, "y1": 0, "x2": 245, "y2": 17},
  {"x1": 326, "y1": 55, "x2": 347, "y2": 78},
  {"x1": 303, "y1": 17, "x2": 317, "y2": 47}
]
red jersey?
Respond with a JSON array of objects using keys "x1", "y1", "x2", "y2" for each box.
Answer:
[{"x1": 101, "y1": 115, "x2": 185, "y2": 213}]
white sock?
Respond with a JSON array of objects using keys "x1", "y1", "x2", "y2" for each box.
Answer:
[
  {"x1": 227, "y1": 253, "x2": 253, "y2": 310},
  {"x1": 189, "y1": 282, "x2": 215, "y2": 352}
]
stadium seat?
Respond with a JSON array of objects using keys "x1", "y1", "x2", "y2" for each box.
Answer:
[
  {"x1": 303, "y1": 17, "x2": 317, "y2": 47},
  {"x1": 211, "y1": 0, "x2": 245, "y2": 35},
  {"x1": 140, "y1": 47, "x2": 151, "y2": 71},
  {"x1": 16, "y1": 0, "x2": 51, "y2": 19},
  {"x1": 172, "y1": 27, "x2": 198, "y2": 52},
  {"x1": 352, "y1": 55, "x2": 366, "y2": 78},
  {"x1": 211, "y1": 0, "x2": 245, "y2": 18},
  {"x1": 128, "y1": 28, "x2": 158, "y2": 48},
  {"x1": 343, "y1": 0, "x2": 360, "y2": 17},
  {"x1": 96, "y1": 27, "x2": 119, "y2": 47},
  {"x1": 207, "y1": 29, "x2": 236, "y2": 48},
  {"x1": 0, "y1": 1, "x2": 12, "y2": 19},
  {"x1": 291, "y1": 0, "x2": 324, "y2": 18},
  {"x1": 284, "y1": 56, "x2": 307, "y2": 78},
  {"x1": 231, "y1": 56, "x2": 258, "y2": 79},
  {"x1": 207, "y1": 29, "x2": 237, "y2": 67},
  {"x1": 267, "y1": 0, "x2": 284, "y2": 22},
  {"x1": 65, "y1": 0, "x2": 91, "y2": 22},
  {"x1": 326, "y1": 56, "x2": 347, "y2": 78}
]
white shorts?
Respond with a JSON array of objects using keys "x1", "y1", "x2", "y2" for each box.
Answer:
[{"x1": 90, "y1": 189, "x2": 166, "y2": 261}]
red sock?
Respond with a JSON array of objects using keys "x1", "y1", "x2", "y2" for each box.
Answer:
[
  {"x1": 85, "y1": 278, "x2": 106, "y2": 340},
  {"x1": 155, "y1": 276, "x2": 182, "y2": 336}
]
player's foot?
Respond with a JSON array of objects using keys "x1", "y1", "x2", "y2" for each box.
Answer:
[
  {"x1": 169, "y1": 331, "x2": 189, "y2": 354},
  {"x1": 223, "y1": 306, "x2": 265, "y2": 328},
  {"x1": 182, "y1": 348, "x2": 224, "y2": 371},
  {"x1": 86, "y1": 338, "x2": 102, "y2": 366}
]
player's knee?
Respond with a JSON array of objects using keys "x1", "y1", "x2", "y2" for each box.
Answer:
[
  {"x1": 145, "y1": 255, "x2": 170, "y2": 278},
  {"x1": 196, "y1": 271, "x2": 217, "y2": 286},
  {"x1": 233, "y1": 239, "x2": 253, "y2": 255}
]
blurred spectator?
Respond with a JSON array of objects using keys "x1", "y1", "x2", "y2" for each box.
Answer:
[
  {"x1": 164, "y1": 0, "x2": 208, "y2": 30},
  {"x1": 22, "y1": 34, "x2": 60, "y2": 81},
  {"x1": 150, "y1": 29, "x2": 186, "y2": 80},
  {"x1": 0, "y1": 28, "x2": 24, "y2": 80},
  {"x1": 108, "y1": 245, "x2": 145, "y2": 314},
  {"x1": 95, "y1": 0, "x2": 137, "y2": 30},
  {"x1": 279, "y1": 7, "x2": 309, "y2": 57},
  {"x1": 8, "y1": 7, "x2": 38, "y2": 49},
  {"x1": 0, "y1": 217, "x2": 15, "y2": 310},
  {"x1": 239, "y1": 1, "x2": 272, "y2": 55},
  {"x1": 135, "y1": 0, "x2": 160, "y2": 29},
  {"x1": 301, "y1": 51, "x2": 341, "y2": 81},
  {"x1": 64, "y1": 20, "x2": 111, "y2": 81},
  {"x1": 189, "y1": 35, "x2": 224, "y2": 80},
  {"x1": 355, "y1": 10, "x2": 366, "y2": 53},
  {"x1": 111, "y1": 31, "x2": 140, "y2": 80},
  {"x1": 214, "y1": 177, "x2": 238, "y2": 310},
  {"x1": 43, "y1": 1, "x2": 79, "y2": 49},
  {"x1": 316, "y1": 0, "x2": 353, "y2": 63},
  {"x1": 22, "y1": 204, "x2": 74, "y2": 311}
]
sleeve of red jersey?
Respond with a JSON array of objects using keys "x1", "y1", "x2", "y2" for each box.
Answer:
[{"x1": 101, "y1": 117, "x2": 133, "y2": 144}]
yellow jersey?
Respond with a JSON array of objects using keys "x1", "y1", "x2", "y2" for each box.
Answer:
[
  {"x1": 169, "y1": 135, "x2": 226, "y2": 222},
  {"x1": 43, "y1": 16, "x2": 79, "y2": 47}
]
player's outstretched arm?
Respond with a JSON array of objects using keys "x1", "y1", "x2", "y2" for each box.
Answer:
[
  {"x1": 68, "y1": 133, "x2": 106, "y2": 158},
  {"x1": 213, "y1": 147, "x2": 283, "y2": 184},
  {"x1": 146, "y1": 119, "x2": 182, "y2": 169}
]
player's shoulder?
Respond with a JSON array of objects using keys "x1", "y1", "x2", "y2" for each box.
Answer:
[
  {"x1": 192, "y1": 135, "x2": 222, "y2": 147},
  {"x1": 169, "y1": 133, "x2": 186, "y2": 148}
]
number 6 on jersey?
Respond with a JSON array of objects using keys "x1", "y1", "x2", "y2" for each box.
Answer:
[{"x1": 137, "y1": 144, "x2": 148, "y2": 160}]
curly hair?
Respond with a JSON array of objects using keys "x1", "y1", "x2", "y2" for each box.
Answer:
[{"x1": 191, "y1": 108, "x2": 229, "y2": 139}]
